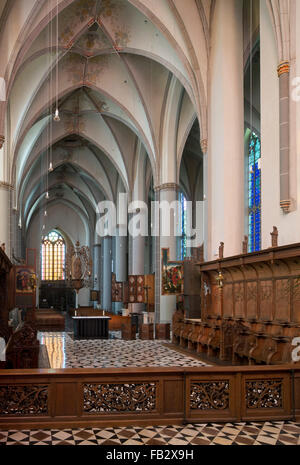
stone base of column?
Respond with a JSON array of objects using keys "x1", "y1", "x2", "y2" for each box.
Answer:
[
  {"x1": 139, "y1": 323, "x2": 154, "y2": 340},
  {"x1": 155, "y1": 323, "x2": 170, "y2": 340}
]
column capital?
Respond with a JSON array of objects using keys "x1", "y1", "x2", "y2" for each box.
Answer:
[
  {"x1": 200, "y1": 139, "x2": 208, "y2": 154},
  {"x1": 0, "y1": 181, "x2": 13, "y2": 191},
  {"x1": 154, "y1": 182, "x2": 180, "y2": 192},
  {"x1": 280, "y1": 199, "x2": 291, "y2": 213},
  {"x1": 277, "y1": 61, "x2": 290, "y2": 77}
]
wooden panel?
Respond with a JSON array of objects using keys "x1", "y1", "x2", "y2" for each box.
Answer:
[
  {"x1": 183, "y1": 261, "x2": 200, "y2": 295},
  {"x1": 53, "y1": 383, "x2": 79, "y2": 417},
  {"x1": 211, "y1": 285, "x2": 220, "y2": 317},
  {"x1": 144, "y1": 274, "x2": 155, "y2": 305},
  {"x1": 186, "y1": 374, "x2": 238, "y2": 422},
  {"x1": 294, "y1": 372, "x2": 300, "y2": 419},
  {"x1": 111, "y1": 273, "x2": 123, "y2": 302},
  {"x1": 241, "y1": 373, "x2": 291, "y2": 421},
  {"x1": 292, "y1": 278, "x2": 300, "y2": 323},
  {"x1": 223, "y1": 284, "x2": 233, "y2": 317},
  {"x1": 128, "y1": 276, "x2": 137, "y2": 303},
  {"x1": 163, "y1": 379, "x2": 183, "y2": 414},
  {"x1": 136, "y1": 275, "x2": 145, "y2": 303},
  {"x1": 234, "y1": 282, "x2": 244, "y2": 318},
  {"x1": 259, "y1": 280, "x2": 273, "y2": 321},
  {"x1": 0, "y1": 366, "x2": 298, "y2": 428},
  {"x1": 246, "y1": 282, "x2": 258, "y2": 319},
  {"x1": 275, "y1": 279, "x2": 290, "y2": 322}
]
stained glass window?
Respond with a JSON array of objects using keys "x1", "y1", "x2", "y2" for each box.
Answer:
[
  {"x1": 41, "y1": 231, "x2": 65, "y2": 281},
  {"x1": 181, "y1": 193, "x2": 187, "y2": 259},
  {"x1": 248, "y1": 132, "x2": 261, "y2": 252}
]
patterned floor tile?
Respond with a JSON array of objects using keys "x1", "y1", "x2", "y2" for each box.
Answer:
[
  {"x1": 234, "y1": 435, "x2": 256, "y2": 445},
  {"x1": 37, "y1": 332, "x2": 210, "y2": 369},
  {"x1": 0, "y1": 421, "x2": 300, "y2": 445}
]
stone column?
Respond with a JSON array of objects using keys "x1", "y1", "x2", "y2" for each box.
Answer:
[
  {"x1": 130, "y1": 234, "x2": 145, "y2": 314},
  {"x1": 0, "y1": 182, "x2": 11, "y2": 256},
  {"x1": 154, "y1": 183, "x2": 180, "y2": 325},
  {"x1": 115, "y1": 227, "x2": 127, "y2": 283},
  {"x1": 208, "y1": 0, "x2": 244, "y2": 260},
  {"x1": 93, "y1": 243, "x2": 101, "y2": 307},
  {"x1": 102, "y1": 235, "x2": 112, "y2": 311},
  {"x1": 115, "y1": 228, "x2": 127, "y2": 313},
  {"x1": 277, "y1": 61, "x2": 291, "y2": 213},
  {"x1": 201, "y1": 139, "x2": 208, "y2": 261}
]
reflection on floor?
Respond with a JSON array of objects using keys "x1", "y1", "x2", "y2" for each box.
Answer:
[
  {"x1": 1, "y1": 421, "x2": 299, "y2": 445},
  {"x1": 37, "y1": 331, "x2": 211, "y2": 369}
]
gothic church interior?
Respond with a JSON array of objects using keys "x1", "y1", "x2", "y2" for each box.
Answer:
[{"x1": 0, "y1": 0, "x2": 300, "y2": 446}]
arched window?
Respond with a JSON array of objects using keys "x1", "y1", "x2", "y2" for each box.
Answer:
[
  {"x1": 180, "y1": 192, "x2": 187, "y2": 259},
  {"x1": 248, "y1": 132, "x2": 261, "y2": 252},
  {"x1": 41, "y1": 231, "x2": 65, "y2": 281}
]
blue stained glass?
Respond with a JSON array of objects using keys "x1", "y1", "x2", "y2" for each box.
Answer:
[
  {"x1": 180, "y1": 193, "x2": 187, "y2": 260},
  {"x1": 248, "y1": 132, "x2": 261, "y2": 253}
]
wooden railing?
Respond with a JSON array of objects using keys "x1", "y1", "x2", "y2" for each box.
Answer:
[{"x1": 0, "y1": 365, "x2": 299, "y2": 429}]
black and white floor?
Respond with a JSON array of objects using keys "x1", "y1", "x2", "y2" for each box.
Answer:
[
  {"x1": 1, "y1": 421, "x2": 299, "y2": 445},
  {"x1": 1, "y1": 330, "x2": 299, "y2": 446},
  {"x1": 37, "y1": 331, "x2": 210, "y2": 369}
]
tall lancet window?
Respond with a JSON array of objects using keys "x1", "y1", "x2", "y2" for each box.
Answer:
[
  {"x1": 248, "y1": 132, "x2": 261, "y2": 252},
  {"x1": 41, "y1": 231, "x2": 65, "y2": 281},
  {"x1": 180, "y1": 192, "x2": 187, "y2": 259}
]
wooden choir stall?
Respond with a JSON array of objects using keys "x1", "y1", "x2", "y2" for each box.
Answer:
[
  {"x1": 0, "y1": 247, "x2": 41, "y2": 369},
  {"x1": 173, "y1": 242, "x2": 300, "y2": 365}
]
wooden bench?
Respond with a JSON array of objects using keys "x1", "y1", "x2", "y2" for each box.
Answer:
[
  {"x1": 5, "y1": 322, "x2": 40, "y2": 369},
  {"x1": 35, "y1": 308, "x2": 65, "y2": 330}
]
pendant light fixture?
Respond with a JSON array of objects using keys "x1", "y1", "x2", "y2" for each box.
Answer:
[{"x1": 53, "y1": 0, "x2": 60, "y2": 122}]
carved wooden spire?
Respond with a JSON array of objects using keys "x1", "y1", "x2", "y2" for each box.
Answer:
[{"x1": 271, "y1": 226, "x2": 278, "y2": 247}]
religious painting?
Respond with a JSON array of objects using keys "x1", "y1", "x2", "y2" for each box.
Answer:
[
  {"x1": 136, "y1": 275, "x2": 145, "y2": 303},
  {"x1": 128, "y1": 275, "x2": 137, "y2": 303},
  {"x1": 111, "y1": 273, "x2": 123, "y2": 302},
  {"x1": 90, "y1": 290, "x2": 100, "y2": 302},
  {"x1": 16, "y1": 267, "x2": 36, "y2": 294},
  {"x1": 161, "y1": 248, "x2": 183, "y2": 295}
]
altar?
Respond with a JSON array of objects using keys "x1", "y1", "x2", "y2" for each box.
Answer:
[{"x1": 72, "y1": 316, "x2": 111, "y2": 339}]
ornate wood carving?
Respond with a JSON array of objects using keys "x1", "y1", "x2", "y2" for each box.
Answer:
[
  {"x1": 0, "y1": 385, "x2": 48, "y2": 415},
  {"x1": 246, "y1": 379, "x2": 283, "y2": 409},
  {"x1": 6, "y1": 322, "x2": 40, "y2": 368},
  {"x1": 83, "y1": 383, "x2": 157, "y2": 413},
  {"x1": 190, "y1": 381, "x2": 229, "y2": 410}
]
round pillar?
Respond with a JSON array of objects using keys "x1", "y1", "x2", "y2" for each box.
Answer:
[
  {"x1": 208, "y1": 0, "x2": 244, "y2": 260},
  {"x1": 102, "y1": 236, "x2": 112, "y2": 311}
]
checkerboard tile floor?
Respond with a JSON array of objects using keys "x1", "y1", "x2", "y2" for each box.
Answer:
[
  {"x1": 37, "y1": 332, "x2": 210, "y2": 369},
  {"x1": 0, "y1": 422, "x2": 299, "y2": 445}
]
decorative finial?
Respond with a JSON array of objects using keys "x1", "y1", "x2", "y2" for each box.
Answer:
[
  {"x1": 219, "y1": 242, "x2": 224, "y2": 259},
  {"x1": 243, "y1": 235, "x2": 248, "y2": 254},
  {"x1": 271, "y1": 226, "x2": 278, "y2": 247}
]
